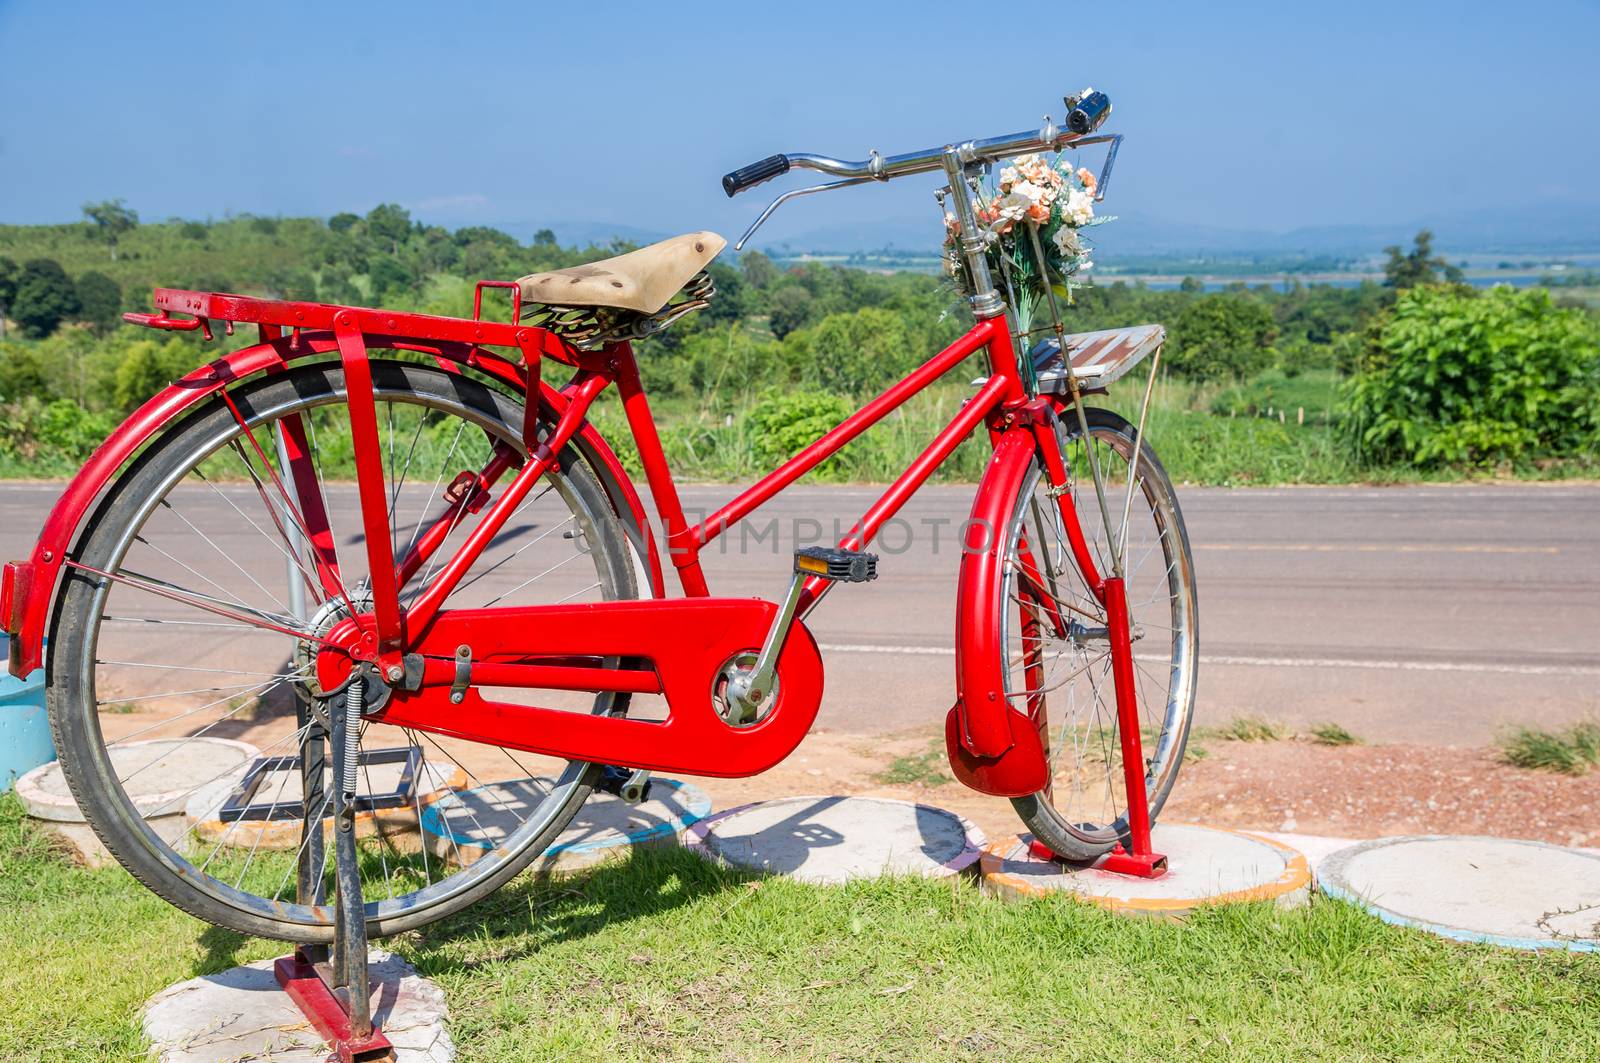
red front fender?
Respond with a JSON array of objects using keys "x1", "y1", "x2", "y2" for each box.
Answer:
[
  {"x1": 945, "y1": 427, "x2": 1049, "y2": 797},
  {"x1": 3, "y1": 335, "x2": 663, "y2": 677}
]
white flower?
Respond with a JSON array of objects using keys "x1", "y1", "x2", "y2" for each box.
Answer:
[
  {"x1": 989, "y1": 192, "x2": 1031, "y2": 229},
  {"x1": 1011, "y1": 180, "x2": 1056, "y2": 208},
  {"x1": 999, "y1": 165, "x2": 1020, "y2": 189},
  {"x1": 1052, "y1": 226, "x2": 1082, "y2": 256},
  {"x1": 1063, "y1": 188, "x2": 1094, "y2": 226}
]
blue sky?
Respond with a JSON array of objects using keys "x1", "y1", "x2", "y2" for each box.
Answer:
[{"x1": 2, "y1": 0, "x2": 1596, "y2": 248}]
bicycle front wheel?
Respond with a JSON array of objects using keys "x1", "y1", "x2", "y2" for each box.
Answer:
[
  {"x1": 48, "y1": 359, "x2": 637, "y2": 941},
  {"x1": 1006, "y1": 406, "x2": 1198, "y2": 860}
]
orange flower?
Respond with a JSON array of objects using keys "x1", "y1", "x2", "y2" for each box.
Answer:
[{"x1": 1077, "y1": 167, "x2": 1097, "y2": 192}]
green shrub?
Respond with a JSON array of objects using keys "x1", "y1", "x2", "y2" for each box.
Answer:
[
  {"x1": 1167, "y1": 292, "x2": 1278, "y2": 382},
  {"x1": 790, "y1": 307, "x2": 916, "y2": 396},
  {"x1": 113, "y1": 338, "x2": 204, "y2": 412},
  {"x1": 0, "y1": 397, "x2": 115, "y2": 466},
  {"x1": 680, "y1": 324, "x2": 792, "y2": 402},
  {"x1": 746, "y1": 390, "x2": 855, "y2": 475},
  {"x1": 1343, "y1": 286, "x2": 1600, "y2": 467}
]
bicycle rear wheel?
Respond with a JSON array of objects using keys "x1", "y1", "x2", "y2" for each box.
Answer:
[
  {"x1": 48, "y1": 359, "x2": 637, "y2": 941},
  {"x1": 1006, "y1": 407, "x2": 1198, "y2": 860}
]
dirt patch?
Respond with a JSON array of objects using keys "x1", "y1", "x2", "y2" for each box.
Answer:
[
  {"x1": 692, "y1": 729, "x2": 1600, "y2": 850},
  {"x1": 94, "y1": 709, "x2": 1600, "y2": 850},
  {"x1": 1164, "y1": 740, "x2": 1600, "y2": 847}
]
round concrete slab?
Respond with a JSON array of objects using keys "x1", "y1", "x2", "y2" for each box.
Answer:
[
  {"x1": 142, "y1": 950, "x2": 452, "y2": 1062},
  {"x1": 15, "y1": 738, "x2": 258, "y2": 865},
  {"x1": 686, "y1": 796, "x2": 984, "y2": 884},
  {"x1": 1318, "y1": 835, "x2": 1600, "y2": 951},
  {"x1": 421, "y1": 776, "x2": 711, "y2": 873},
  {"x1": 981, "y1": 825, "x2": 1310, "y2": 916},
  {"x1": 187, "y1": 757, "x2": 466, "y2": 851},
  {"x1": 16, "y1": 737, "x2": 258, "y2": 820}
]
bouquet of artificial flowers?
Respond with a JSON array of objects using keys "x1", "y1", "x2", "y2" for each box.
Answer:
[{"x1": 944, "y1": 153, "x2": 1106, "y2": 327}]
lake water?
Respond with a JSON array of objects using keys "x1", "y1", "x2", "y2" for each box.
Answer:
[{"x1": 1111, "y1": 271, "x2": 1574, "y2": 292}]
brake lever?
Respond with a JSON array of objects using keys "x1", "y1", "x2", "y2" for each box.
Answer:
[
  {"x1": 1092, "y1": 134, "x2": 1123, "y2": 203},
  {"x1": 734, "y1": 175, "x2": 876, "y2": 251}
]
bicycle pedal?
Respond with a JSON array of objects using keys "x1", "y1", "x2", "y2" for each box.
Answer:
[
  {"x1": 794, "y1": 546, "x2": 878, "y2": 583},
  {"x1": 596, "y1": 765, "x2": 652, "y2": 805}
]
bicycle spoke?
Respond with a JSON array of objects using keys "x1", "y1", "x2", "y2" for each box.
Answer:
[
  {"x1": 191, "y1": 469, "x2": 328, "y2": 605},
  {"x1": 70, "y1": 562, "x2": 321, "y2": 646},
  {"x1": 67, "y1": 367, "x2": 626, "y2": 936},
  {"x1": 153, "y1": 498, "x2": 292, "y2": 616},
  {"x1": 480, "y1": 548, "x2": 586, "y2": 608}
]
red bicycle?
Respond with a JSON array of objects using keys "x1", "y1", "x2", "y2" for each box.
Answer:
[{"x1": 4, "y1": 92, "x2": 1197, "y2": 941}]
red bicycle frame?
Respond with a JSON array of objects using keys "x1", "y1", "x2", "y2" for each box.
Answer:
[{"x1": 3, "y1": 286, "x2": 1142, "y2": 809}]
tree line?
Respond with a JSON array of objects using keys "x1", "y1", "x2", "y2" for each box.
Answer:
[{"x1": 0, "y1": 202, "x2": 1595, "y2": 477}]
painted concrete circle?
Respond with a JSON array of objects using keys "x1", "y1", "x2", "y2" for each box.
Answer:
[
  {"x1": 685, "y1": 795, "x2": 985, "y2": 884},
  {"x1": 1318, "y1": 835, "x2": 1600, "y2": 951},
  {"x1": 187, "y1": 757, "x2": 466, "y2": 850},
  {"x1": 421, "y1": 776, "x2": 711, "y2": 872},
  {"x1": 981, "y1": 825, "x2": 1310, "y2": 915},
  {"x1": 143, "y1": 950, "x2": 453, "y2": 1062},
  {"x1": 15, "y1": 738, "x2": 259, "y2": 822}
]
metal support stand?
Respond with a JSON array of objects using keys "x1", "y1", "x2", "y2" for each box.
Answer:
[
  {"x1": 272, "y1": 680, "x2": 394, "y2": 1062},
  {"x1": 1028, "y1": 574, "x2": 1168, "y2": 879},
  {"x1": 269, "y1": 422, "x2": 394, "y2": 1060}
]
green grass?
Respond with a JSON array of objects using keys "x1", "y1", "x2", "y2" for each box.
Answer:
[
  {"x1": 872, "y1": 741, "x2": 952, "y2": 787},
  {"x1": 1309, "y1": 722, "x2": 1363, "y2": 746},
  {"x1": 3, "y1": 793, "x2": 1598, "y2": 1060},
  {"x1": 1497, "y1": 720, "x2": 1600, "y2": 776},
  {"x1": 1210, "y1": 368, "x2": 1344, "y2": 422},
  {"x1": 1201, "y1": 714, "x2": 1293, "y2": 743}
]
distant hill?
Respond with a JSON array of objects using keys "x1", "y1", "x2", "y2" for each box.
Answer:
[
  {"x1": 487, "y1": 220, "x2": 672, "y2": 250},
  {"x1": 742, "y1": 201, "x2": 1600, "y2": 259}
]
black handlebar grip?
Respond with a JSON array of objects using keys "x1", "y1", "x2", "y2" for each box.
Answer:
[
  {"x1": 1067, "y1": 91, "x2": 1112, "y2": 135},
  {"x1": 722, "y1": 154, "x2": 791, "y2": 197}
]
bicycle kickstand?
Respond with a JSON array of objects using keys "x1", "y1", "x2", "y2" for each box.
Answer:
[{"x1": 274, "y1": 675, "x2": 395, "y2": 1063}]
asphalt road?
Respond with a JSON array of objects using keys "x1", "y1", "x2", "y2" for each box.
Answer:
[{"x1": 3, "y1": 481, "x2": 1595, "y2": 745}]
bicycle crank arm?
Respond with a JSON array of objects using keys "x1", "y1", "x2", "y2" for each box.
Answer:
[
  {"x1": 724, "y1": 547, "x2": 877, "y2": 722},
  {"x1": 330, "y1": 599, "x2": 825, "y2": 778}
]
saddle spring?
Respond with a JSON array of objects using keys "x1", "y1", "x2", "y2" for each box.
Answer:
[{"x1": 523, "y1": 269, "x2": 717, "y2": 350}]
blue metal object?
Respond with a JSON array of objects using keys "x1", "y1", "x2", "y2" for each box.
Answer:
[{"x1": 0, "y1": 635, "x2": 52, "y2": 794}]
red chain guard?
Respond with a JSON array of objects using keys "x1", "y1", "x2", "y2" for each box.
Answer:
[{"x1": 352, "y1": 599, "x2": 823, "y2": 778}]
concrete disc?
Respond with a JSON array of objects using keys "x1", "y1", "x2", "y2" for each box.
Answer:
[
  {"x1": 15, "y1": 737, "x2": 259, "y2": 821},
  {"x1": 981, "y1": 825, "x2": 1310, "y2": 916},
  {"x1": 685, "y1": 795, "x2": 985, "y2": 884},
  {"x1": 142, "y1": 950, "x2": 453, "y2": 1062},
  {"x1": 421, "y1": 776, "x2": 711, "y2": 873},
  {"x1": 187, "y1": 757, "x2": 466, "y2": 851},
  {"x1": 1318, "y1": 835, "x2": 1600, "y2": 950}
]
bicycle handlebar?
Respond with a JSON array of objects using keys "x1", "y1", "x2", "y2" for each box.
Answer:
[
  {"x1": 722, "y1": 90, "x2": 1113, "y2": 198},
  {"x1": 722, "y1": 154, "x2": 792, "y2": 197}
]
